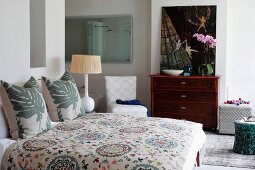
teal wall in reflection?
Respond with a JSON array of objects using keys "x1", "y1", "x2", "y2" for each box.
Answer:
[{"x1": 65, "y1": 15, "x2": 132, "y2": 63}]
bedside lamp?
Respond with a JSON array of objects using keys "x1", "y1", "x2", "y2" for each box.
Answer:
[{"x1": 70, "y1": 55, "x2": 102, "y2": 112}]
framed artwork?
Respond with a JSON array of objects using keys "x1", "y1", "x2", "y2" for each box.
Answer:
[{"x1": 161, "y1": 6, "x2": 217, "y2": 75}]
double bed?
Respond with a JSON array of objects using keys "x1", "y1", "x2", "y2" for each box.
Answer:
[{"x1": 0, "y1": 113, "x2": 205, "y2": 170}]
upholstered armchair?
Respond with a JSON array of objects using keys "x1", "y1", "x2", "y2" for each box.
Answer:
[{"x1": 105, "y1": 76, "x2": 147, "y2": 117}]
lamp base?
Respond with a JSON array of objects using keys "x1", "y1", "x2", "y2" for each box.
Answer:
[{"x1": 82, "y1": 96, "x2": 95, "y2": 113}]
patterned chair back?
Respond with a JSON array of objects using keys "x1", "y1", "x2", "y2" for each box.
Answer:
[{"x1": 105, "y1": 76, "x2": 136, "y2": 105}]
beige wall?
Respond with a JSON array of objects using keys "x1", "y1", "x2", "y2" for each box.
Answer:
[{"x1": 65, "y1": 0, "x2": 151, "y2": 112}]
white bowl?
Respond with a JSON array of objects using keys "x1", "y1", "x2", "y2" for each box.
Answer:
[{"x1": 162, "y1": 69, "x2": 183, "y2": 76}]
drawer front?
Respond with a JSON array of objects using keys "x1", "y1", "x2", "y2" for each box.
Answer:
[
  {"x1": 154, "y1": 91, "x2": 216, "y2": 103},
  {"x1": 152, "y1": 77, "x2": 216, "y2": 92},
  {"x1": 154, "y1": 101, "x2": 215, "y2": 115},
  {"x1": 154, "y1": 112, "x2": 214, "y2": 128}
]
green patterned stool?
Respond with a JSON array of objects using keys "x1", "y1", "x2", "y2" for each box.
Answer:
[{"x1": 233, "y1": 120, "x2": 255, "y2": 155}]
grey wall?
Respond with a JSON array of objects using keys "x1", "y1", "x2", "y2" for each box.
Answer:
[
  {"x1": 30, "y1": 0, "x2": 46, "y2": 68},
  {"x1": 65, "y1": 0, "x2": 151, "y2": 112}
]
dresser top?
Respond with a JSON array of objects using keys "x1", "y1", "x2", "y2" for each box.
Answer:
[{"x1": 150, "y1": 74, "x2": 220, "y2": 79}]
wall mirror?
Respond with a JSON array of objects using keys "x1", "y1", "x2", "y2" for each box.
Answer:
[
  {"x1": 65, "y1": 15, "x2": 133, "y2": 63},
  {"x1": 30, "y1": 0, "x2": 46, "y2": 68}
]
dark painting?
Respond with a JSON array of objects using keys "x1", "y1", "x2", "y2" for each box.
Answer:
[{"x1": 161, "y1": 6, "x2": 217, "y2": 75}]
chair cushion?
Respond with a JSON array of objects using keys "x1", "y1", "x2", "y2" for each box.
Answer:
[
  {"x1": 41, "y1": 71, "x2": 85, "y2": 122},
  {"x1": 0, "y1": 77, "x2": 51, "y2": 139},
  {"x1": 105, "y1": 76, "x2": 136, "y2": 104},
  {"x1": 108, "y1": 103, "x2": 147, "y2": 117}
]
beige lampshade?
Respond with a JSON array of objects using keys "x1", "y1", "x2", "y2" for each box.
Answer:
[{"x1": 70, "y1": 55, "x2": 102, "y2": 74}]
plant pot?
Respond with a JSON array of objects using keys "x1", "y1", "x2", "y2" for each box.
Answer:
[{"x1": 198, "y1": 64, "x2": 214, "y2": 76}]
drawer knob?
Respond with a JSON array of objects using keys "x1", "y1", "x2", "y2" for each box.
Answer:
[
  {"x1": 180, "y1": 106, "x2": 187, "y2": 110},
  {"x1": 180, "y1": 95, "x2": 187, "y2": 98},
  {"x1": 180, "y1": 81, "x2": 187, "y2": 85}
]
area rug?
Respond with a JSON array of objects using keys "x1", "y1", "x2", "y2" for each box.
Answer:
[{"x1": 202, "y1": 132, "x2": 255, "y2": 168}]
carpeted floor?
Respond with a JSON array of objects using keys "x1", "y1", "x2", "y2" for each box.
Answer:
[{"x1": 202, "y1": 132, "x2": 255, "y2": 169}]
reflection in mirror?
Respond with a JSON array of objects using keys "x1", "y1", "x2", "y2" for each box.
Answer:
[
  {"x1": 30, "y1": 0, "x2": 46, "y2": 68},
  {"x1": 65, "y1": 15, "x2": 132, "y2": 63}
]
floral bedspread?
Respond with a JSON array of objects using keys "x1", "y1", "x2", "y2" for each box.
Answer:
[{"x1": 2, "y1": 113, "x2": 204, "y2": 170}]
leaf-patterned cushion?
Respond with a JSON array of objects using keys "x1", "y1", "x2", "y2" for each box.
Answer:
[
  {"x1": 41, "y1": 71, "x2": 85, "y2": 122},
  {"x1": 0, "y1": 77, "x2": 51, "y2": 140}
]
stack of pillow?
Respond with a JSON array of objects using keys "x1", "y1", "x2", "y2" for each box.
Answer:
[{"x1": 0, "y1": 71, "x2": 85, "y2": 140}]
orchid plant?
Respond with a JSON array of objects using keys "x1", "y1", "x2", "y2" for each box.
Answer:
[
  {"x1": 193, "y1": 33, "x2": 216, "y2": 48},
  {"x1": 193, "y1": 33, "x2": 216, "y2": 64}
]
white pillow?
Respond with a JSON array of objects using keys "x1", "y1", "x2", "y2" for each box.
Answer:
[
  {"x1": 0, "y1": 138, "x2": 15, "y2": 168},
  {"x1": 0, "y1": 105, "x2": 9, "y2": 138}
]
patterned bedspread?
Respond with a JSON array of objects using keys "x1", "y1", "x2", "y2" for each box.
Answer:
[{"x1": 2, "y1": 113, "x2": 205, "y2": 170}]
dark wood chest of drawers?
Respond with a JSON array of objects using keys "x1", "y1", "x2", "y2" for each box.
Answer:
[{"x1": 150, "y1": 75, "x2": 219, "y2": 129}]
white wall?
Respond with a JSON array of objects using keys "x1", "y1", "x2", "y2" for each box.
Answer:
[
  {"x1": 151, "y1": 0, "x2": 228, "y2": 104},
  {"x1": 1, "y1": 0, "x2": 250, "y2": 113},
  {"x1": 0, "y1": 0, "x2": 65, "y2": 85},
  {"x1": 65, "y1": 0, "x2": 151, "y2": 112},
  {"x1": 226, "y1": 0, "x2": 255, "y2": 109}
]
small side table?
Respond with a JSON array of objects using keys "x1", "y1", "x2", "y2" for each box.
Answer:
[
  {"x1": 219, "y1": 104, "x2": 252, "y2": 134},
  {"x1": 233, "y1": 120, "x2": 255, "y2": 155}
]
